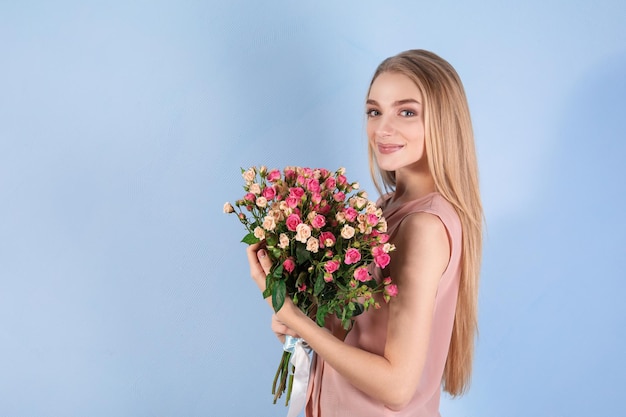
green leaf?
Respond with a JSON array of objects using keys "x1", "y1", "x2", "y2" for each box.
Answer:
[
  {"x1": 320, "y1": 287, "x2": 336, "y2": 301},
  {"x1": 351, "y1": 303, "x2": 364, "y2": 318},
  {"x1": 270, "y1": 248, "x2": 283, "y2": 259},
  {"x1": 296, "y1": 244, "x2": 311, "y2": 264},
  {"x1": 273, "y1": 264, "x2": 284, "y2": 279},
  {"x1": 266, "y1": 233, "x2": 278, "y2": 247},
  {"x1": 316, "y1": 304, "x2": 329, "y2": 327},
  {"x1": 272, "y1": 280, "x2": 286, "y2": 312},
  {"x1": 342, "y1": 318, "x2": 352, "y2": 330},
  {"x1": 296, "y1": 271, "x2": 308, "y2": 287},
  {"x1": 263, "y1": 274, "x2": 273, "y2": 299},
  {"x1": 314, "y1": 271, "x2": 325, "y2": 296},
  {"x1": 241, "y1": 233, "x2": 260, "y2": 244}
]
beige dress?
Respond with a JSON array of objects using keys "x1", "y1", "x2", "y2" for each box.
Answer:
[{"x1": 305, "y1": 192, "x2": 462, "y2": 417}]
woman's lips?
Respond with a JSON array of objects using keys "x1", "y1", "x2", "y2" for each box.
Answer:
[{"x1": 377, "y1": 143, "x2": 404, "y2": 154}]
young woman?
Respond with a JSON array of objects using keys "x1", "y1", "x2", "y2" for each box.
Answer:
[{"x1": 247, "y1": 49, "x2": 483, "y2": 416}]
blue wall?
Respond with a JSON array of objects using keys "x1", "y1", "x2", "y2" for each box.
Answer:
[{"x1": 1, "y1": 1, "x2": 625, "y2": 416}]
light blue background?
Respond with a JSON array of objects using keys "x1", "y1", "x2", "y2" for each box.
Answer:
[{"x1": 1, "y1": 1, "x2": 625, "y2": 416}]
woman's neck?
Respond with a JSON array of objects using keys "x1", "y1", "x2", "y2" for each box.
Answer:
[{"x1": 391, "y1": 165, "x2": 436, "y2": 204}]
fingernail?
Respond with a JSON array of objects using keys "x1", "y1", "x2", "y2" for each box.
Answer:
[{"x1": 258, "y1": 250, "x2": 267, "y2": 258}]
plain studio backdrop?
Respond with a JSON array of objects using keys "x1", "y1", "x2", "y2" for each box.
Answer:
[{"x1": 1, "y1": 1, "x2": 625, "y2": 416}]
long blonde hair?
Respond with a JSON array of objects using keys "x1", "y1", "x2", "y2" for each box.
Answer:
[{"x1": 367, "y1": 49, "x2": 483, "y2": 396}]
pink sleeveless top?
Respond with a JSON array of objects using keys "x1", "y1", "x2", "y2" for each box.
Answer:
[{"x1": 305, "y1": 192, "x2": 462, "y2": 417}]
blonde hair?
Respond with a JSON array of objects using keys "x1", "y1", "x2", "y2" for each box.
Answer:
[{"x1": 367, "y1": 49, "x2": 483, "y2": 396}]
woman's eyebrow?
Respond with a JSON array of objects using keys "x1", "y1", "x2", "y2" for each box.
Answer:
[
  {"x1": 365, "y1": 98, "x2": 421, "y2": 106},
  {"x1": 394, "y1": 98, "x2": 421, "y2": 106}
]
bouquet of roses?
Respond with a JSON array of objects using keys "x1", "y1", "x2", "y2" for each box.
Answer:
[{"x1": 224, "y1": 165, "x2": 397, "y2": 406}]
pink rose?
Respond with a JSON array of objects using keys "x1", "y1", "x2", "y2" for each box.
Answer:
[
  {"x1": 311, "y1": 192, "x2": 322, "y2": 204},
  {"x1": 337, "y1": 174, "x2": 347, "y2": 186},
  {"x1": 383, "y1": 277, "x2": 392, "y2": 285},
  {"x1": 385, "y1": 284, "x2": 398, "y2": 298},
  {"x1": 324, "y1": 260, "x2": 340, "y2": 274},
  {"x1": 319, "y1": 168, "x2": 330, "y2": 179},
  {"x1": 344, "y1": 248, "x2": 361, "y2": 265},
  {"x1": 318, "y1": 202, "x2": 331, "y2": 215},
  {"x1": 290, "y1": 187, "x2": 305, "y2": 198},
  {"x1": 324, "y1": 177, "x2": 336, "y2": 190},
  {"x1": 286, "y1": 196, "x2": 299, "y2": 209},
  {"x1": 367, "y1": 213, "x2": 379, "y2": 226},
  {"x1": 375, "y1": 253, "x2": 391, "y2": 269},
  {"x1": 284, "y1": 168, "x2": 296, "y2": 181},
  {"x1": 333, "y1": 192, "x2": 346, "y2": 202},
  {"x1": 319, "y1": 231, "x2": 336, "y2": 248},
  {"x1": 306, "y1": 178, "x2": 321, "y2": 193},
  {"x1": 267, "y1": 169, "x2": 281, "y2": 182},
  {"x1": 297, "y1": 283, "x2": 307, "y2": 292},
  {"x1": 311, "y1": 214, "x2": 326, "y2": 229},
  {"x1": 378, "y1": 233, "x2": 390, "y2": 244},
  {"x1": 344, "y1": 207, "x2": 358, "y2": 222},
  {"x1": 324, "y1": 273, "x2": 334, "y2": 282},
  {"x1": 296, "y1": 175, "x2": 306, "y2": 185},
  {"x1": 244, "y1": 193, "x2": 256, "y2": 203},
  {"x1": 372, "y1": 246, "x2": 384, "y2": 257},
  {"x1": 283, "y1": 258, "x2": 295, "y2": 274},
  {"x1": 262, "y1": 186, "x2": 276, "y2": 200},
  {"x1": 286, "y1": 213, "x2": 301, "y2": 231},
  {"x1": 353, "y1": 267, "x2": 370, "y2": 282}
]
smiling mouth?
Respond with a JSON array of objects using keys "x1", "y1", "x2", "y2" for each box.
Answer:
[{"x1": 377, "y1": 143, "x2": 404, "y2": 154}]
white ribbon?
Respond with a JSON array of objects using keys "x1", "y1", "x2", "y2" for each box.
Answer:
[{"x1": 283, "y1": 335, "x2": 313, "y2": 417}]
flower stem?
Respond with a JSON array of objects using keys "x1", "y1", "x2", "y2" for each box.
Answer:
[{"x1": 272, "y1": 351, "x2": 292, "y2": 404}]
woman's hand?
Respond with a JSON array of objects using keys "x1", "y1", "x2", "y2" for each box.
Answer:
[
  {"x1": 245, "y1": 242, "x2": 303, "y2": 325},
  {"x1": 246, "y1": 241, "x2": 271, "y2": 293},
  {"x1": 271, "y1": 314, "x2": 300, "y2": 344}
]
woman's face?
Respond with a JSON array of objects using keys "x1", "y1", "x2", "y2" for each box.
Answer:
[{"x1": 366, "y1": 72, "x2": 426, "y2": 173}]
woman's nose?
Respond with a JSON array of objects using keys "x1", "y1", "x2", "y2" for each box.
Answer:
[{"x1": 375, "y1": 115, "x2": 395, "y2": 137}]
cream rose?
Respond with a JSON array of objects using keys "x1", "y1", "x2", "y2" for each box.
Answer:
[
  {"x1": 262, "y1": 215, "x2": 276, "y2": 231},
  {"x1": 242, "y1": 167, "x2": 256, "y2": 182},
  {"x1": 341, "y1": 224, "x2": 355, "y2": 239},
  {"x1": 223, "y1": 202, "x2": 234, "y2": 213},
  {"x1": 278, "y1": 233, "x2": 290, "y2": 249},
  {"x1": 249, "y1": 183, "x2": 261, "y2": 195},
  {"x1": 254, "y1": 226, "x2": 265, "y2": 240},
  {"x1": 295, "y1": 223, "x2": 312, "y2": 243},
  {"x1": 378, "y1": 218, "x2": 388, "y2": 233},
  {"x1": 383, "y1": 243, "x2": 395, "y2": 253},
  {"x1": 306, "y1": 237, "x2": 319, "y2": 253}
]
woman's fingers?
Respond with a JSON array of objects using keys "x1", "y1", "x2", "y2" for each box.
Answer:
[
  {"x1": 256, "y1": 247, "x2": 273, "y2": 276},
  {"x1": 271, "y1": 314, "x2": 299, "y2": 344},
  {"x1": 246, "y1": 242, "x2": 267, "y2": 291}
]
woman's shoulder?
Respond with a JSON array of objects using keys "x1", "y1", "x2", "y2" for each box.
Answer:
[{"x1": 385, "y1": 192, "x2": 461, "y2": 236}]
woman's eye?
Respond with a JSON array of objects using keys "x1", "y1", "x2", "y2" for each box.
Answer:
[
  {"x1": 366, "y1": 109, "x2": 380, "y2": 117},
  {"x1": 400, "y1": 109, "x2": 416, "y2": 117}
]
